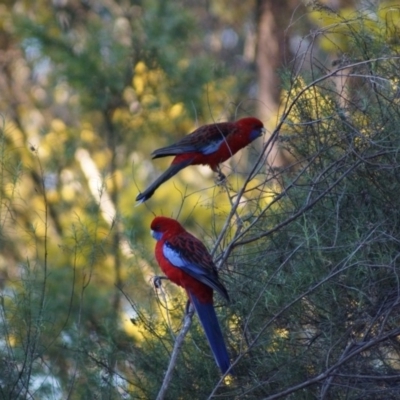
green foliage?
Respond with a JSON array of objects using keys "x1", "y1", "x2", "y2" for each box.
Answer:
[
  {"x1": 216, "y1": 16, "x2": 400, "y2": 398},
  {"x1": 0, "y1": 0, "x2": 258, "y2": 398}
]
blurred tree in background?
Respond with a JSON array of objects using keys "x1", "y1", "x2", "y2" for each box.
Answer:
[{"x1": 1, "y1": 0, "x2": 400, "y2": 399}]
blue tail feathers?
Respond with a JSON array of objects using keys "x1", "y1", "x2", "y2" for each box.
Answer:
[
  {"x1": 135, "y1": 158, "x2": 195, "y2": 204},
  {"x1": 190, "y1": 293, "x2": 231, "y2": 374}
]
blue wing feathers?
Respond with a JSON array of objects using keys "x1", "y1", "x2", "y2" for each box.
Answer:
[
  {"x1": 151, "y1": 122, "x2": 233, "y2": 158},
  {"x1": 163, "y1": 239, "x2": 230, "y2": 302}
]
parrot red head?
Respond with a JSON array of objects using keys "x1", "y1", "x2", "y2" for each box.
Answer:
[{"x1": 151, "y1": 216, "x2": 184, "y2": 240}]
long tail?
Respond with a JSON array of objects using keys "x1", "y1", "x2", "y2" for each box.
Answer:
[
  {"x1": 189, "y1": 292, "x2": 231, "y2": 375},
  {"x1": 136, "y1": 160, "x2": 192, "y2": 204}
]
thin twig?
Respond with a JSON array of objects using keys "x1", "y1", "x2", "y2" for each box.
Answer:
[
  {"x1": 156, "y1": 305, "x2": 195, "y2": 400},
  {"x1": 261, "y1": 328, "x2": 400, "y2": 400}
]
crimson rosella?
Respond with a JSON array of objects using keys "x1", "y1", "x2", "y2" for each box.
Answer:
[
  {"x1": 136, "y1": 117, "x2": 264, "y2": 203},
  {"x1": 150, "y1": 216, "x2": 231, "y2": 374}
]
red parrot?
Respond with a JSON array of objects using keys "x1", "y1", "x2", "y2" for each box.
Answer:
[
  {"x1": 150, "y1": 216, "x2": 231, "y2": 374},
  {"x1": 136, "y1": 117, "x2": 264, "y2": 203}
]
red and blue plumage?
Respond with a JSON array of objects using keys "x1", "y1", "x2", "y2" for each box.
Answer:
[
  {"x1": 136, "y1": 117, "x2": 264, "y2": 203},
  {"x1": 150, "y1": 216, "x2": 231, "y2": 374}
]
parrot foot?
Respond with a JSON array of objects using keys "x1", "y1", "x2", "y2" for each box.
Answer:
[
  {"x1": 215, "y1": 168, "x2": 226, "y2": 185},
  {"x1": 153, "y1": 275, "x2": 169, "y2": 289}
]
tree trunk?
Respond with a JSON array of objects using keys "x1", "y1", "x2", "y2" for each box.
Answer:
[{"x1": 256, "y1": 0, "x2": 297, "y2": 169}]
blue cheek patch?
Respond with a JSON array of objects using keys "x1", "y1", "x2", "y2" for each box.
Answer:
[
  {"x1": 250, "y1": 128, "x2": 263, "y2": 141},
  {"x1": 151, "y1": 230, "x2": 163, "y2": 241}
]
